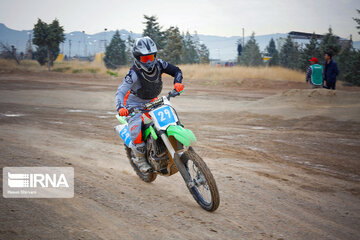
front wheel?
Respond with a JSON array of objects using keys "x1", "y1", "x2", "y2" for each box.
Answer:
[{"x1": 181, "y1": 148, "x2": 220, "y2": 212}]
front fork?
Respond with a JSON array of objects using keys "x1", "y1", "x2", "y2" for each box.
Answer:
[{"x1": 160, "y1": 133, "x2": 195, "y2": 188}]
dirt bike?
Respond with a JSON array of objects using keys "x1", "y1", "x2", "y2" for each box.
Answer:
[{"x1": 114, "y1": 90, "x2": 220, "y2": 212}]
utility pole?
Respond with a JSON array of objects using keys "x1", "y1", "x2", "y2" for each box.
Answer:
[
  {"x1": 82, "y1": 31, "x2": 87, "y2": 57},
  {"x1": 25, "y1": 32, "x2": 33, "y2": 59},
  {"x1": 104, "y1": 28, "x2": 108, "y2": 50},
  {"x1": 69, "y1": 39, "x2": 72, "y2": 59}
]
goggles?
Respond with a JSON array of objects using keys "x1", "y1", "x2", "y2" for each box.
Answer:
[{"x1": 140, "y1": 54, "x2": 155, "y2": 63}]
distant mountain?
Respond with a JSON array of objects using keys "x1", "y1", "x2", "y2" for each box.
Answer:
[
  {"x1": 0, "y1": 23, "x2": 358, "y2": 61},
  {"x1": 0, "y1": 23, "x2": 141, "y2": 59}
]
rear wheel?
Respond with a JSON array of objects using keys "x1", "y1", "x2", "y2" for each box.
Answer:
[
  {"x1": 125, "y1": 145, "x2": 157, "y2": 183},
  {"x1": 181, "y1": 148, "x2": 220, "y2": 212}
]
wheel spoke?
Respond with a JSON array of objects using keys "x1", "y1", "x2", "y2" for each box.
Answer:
[{"x1": 186, "y1": 159, "x2": 212, "y2": 205}]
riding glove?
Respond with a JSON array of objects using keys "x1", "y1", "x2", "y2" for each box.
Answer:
[
  {"x1": 119, "y1": 108, "x2": 129, "y2": 116},
  {"x1": 174, "y1": 83, "x2": 184, "y2": 92}
]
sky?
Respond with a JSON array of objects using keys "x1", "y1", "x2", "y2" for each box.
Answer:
[{"x1": 0, "y1": 0, "x2": 359, "y2": 40}]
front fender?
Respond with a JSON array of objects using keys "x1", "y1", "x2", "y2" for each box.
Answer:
[{"x1": 166, "y1": 125, "x2": 197, "y2": 146}]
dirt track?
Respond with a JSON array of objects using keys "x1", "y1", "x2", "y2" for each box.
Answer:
[{"x1": 0, "y1": 71, "x2": 359, "y2": 240}]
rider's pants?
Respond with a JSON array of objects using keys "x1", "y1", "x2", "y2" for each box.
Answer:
[{"x1": 128, "y1": 112, "x2": 143, "y2": 144}]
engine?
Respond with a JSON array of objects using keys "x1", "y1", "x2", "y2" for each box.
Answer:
[{"x1": 147, "y1": 136, "x2": 169, "y2": 172}]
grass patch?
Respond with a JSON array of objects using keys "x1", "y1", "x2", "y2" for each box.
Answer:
[
  {"x1": 86, "y1": 68, "x2": 100, "y2": 74},
  {"x1": 72, "y1": 69, "x2": 83, "y2": 74},
  {"x1": 0, "y1": 59, "x2": 306, "y2": 85},
  {"x1": 53, "y1": 66, "x2": 71, "y2": 72},
  {"x1": 0, "y1": 59, "x2": 44, "y2": 72},
  {"x1": 178, "y1": 64, "x2": 305, "y2": 84},
  {"x1": 106, "y1": 70, "x2": 118, "y2": 77}
]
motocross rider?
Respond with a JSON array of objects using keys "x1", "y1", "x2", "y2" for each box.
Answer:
[{"x1": 115, "y1": 37, "x2": 184, "y2": 173}]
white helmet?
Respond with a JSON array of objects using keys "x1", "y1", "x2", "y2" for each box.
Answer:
[{"x1": 132, "y1": 37, "x2": 158, "y2": 73}]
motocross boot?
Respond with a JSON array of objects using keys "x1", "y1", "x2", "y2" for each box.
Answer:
[{"x1": 131, "y1": 143, "x2": 152, "y2": 173}]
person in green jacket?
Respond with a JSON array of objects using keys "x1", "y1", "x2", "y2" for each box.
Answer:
[{"x1": 306, "y1": 57, "x2": 323, "y2": 88}]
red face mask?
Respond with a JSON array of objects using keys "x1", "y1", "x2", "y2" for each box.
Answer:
[{"x1": 140, "y1": 54, "x2": 155, "y2": 63}]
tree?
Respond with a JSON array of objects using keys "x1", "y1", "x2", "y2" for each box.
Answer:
[
  {"x1": 141, "y1": 16, "x2": 210, "y2": 64},
  {"x1": 266, "y1": 38, "x2": 279, "y2": 66},
  {"x1": 319, "y1": 27, "x2": 341, "y2": 57},
  {"x1": 279, "y1": 35, "x2": 300, "y2": 69},
  {"x1": 162, "y1": 26, "x2": 183, "y2": 64},
  {"x1": 125, "y1": 31, "x2": 135, "y2": 65},
  {"x1": 339, "y1": 9, "x2": 360, "y2": 86},
  {"x1": 191, "y1": 31, "x2": 209, "y2": 63},
  {"x1": 32, "y1": 18, "x2": 65, "y2": 71},
  {"x1": 198, "y1": 43, "x2": 210, "y2": 63},
  {"x1": 293, "y1": 43, "x2": 302, "y2": 70},
  {"x1": 192, "y1": 31, "x2": 201, "y2": 50},
  {"x1": 238, "y1": 32, "x2": 263, "y2": 66},
  {"x1": 33, "y1": 46, "x2": 55, "y2": 66},
  {"x1": 142, "y1": 15, "x2": 165, "y2": 54},
  {"x1": 182, "y1": 31, "x2": 199, "y2": 64},
  {"x1": 337, "y1": 9, "x2": 360, "y2": 86},
  {"x1": 353, "y1": 9, "x2": 360, "y2": 35},
  {"x1": 338, "y1": 40, "x2": 354, "y2": 79},
  {"x1": 104, "y1": 30, "x2": 127, "y2": 69},
  {"x1": 299, "y1": 33, "x2": 321, "y2": 71},
  {"x1": 0, "y1": 42, "x2": 20, "y2": 64},
  {"x1": 343, "y1": 48, "x2": 360, "y2": 86}
]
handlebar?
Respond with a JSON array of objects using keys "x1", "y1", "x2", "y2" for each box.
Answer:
[
  {"x1": 167, "y1": 89, "x2": 180, "y2": 100},
  {"x1": 125, "y1": 90, "x2": 181, "y2": 116}
]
